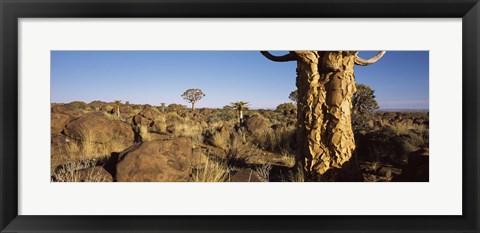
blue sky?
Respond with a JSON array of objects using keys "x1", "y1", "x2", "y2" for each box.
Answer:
[{"x1": 51, "y1": 51, "x2": 429, "y2": 109}]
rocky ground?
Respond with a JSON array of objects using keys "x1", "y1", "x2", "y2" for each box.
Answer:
[{"x1": 51, "y1": 101, "x2": 429, "y2": 182}]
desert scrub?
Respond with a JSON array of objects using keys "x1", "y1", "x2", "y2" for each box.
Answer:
[
  {"x1": 103, "y1": 111, "x2": 122, "y2": 121},
  {"x1": 210, "y1": 110, "x2": 237, "y2": 122},
  {"x1": 51, "y1": 159, "x2": 109, "y2": 182},
  {"x1": 172, "y1": 122, "x2": 203, "y2": 143},
  {"x1": 191, "y1": 155, "x2": 229, "y2": 182},
  {"x1": 254, "y1": 125, "x2": 296, "y2": 154},
  {"x1": 209, "y1": 129, "x2": 246, "y2": 152},
  {"x1": 66, "y1": 127, "x2": 126, "y2": 160},
  {"x1": 389, "y1": 121, "x2": 427, "y2": 135},
  {"x1": 210, "y1": 131, "x2": 229, "y2": 150}
]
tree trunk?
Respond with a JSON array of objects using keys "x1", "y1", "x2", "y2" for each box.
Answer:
[
  {"x1": 295, "y1": 51, "x2": 361, "y2": 181},
  {"x1": 318, "y1": 51, "x2": 361, "y2": 181},
  {"x1": 260, "y1": 50, "x2": 382, "y2": 181},
  {"x1": 294, "y1": 52, "x2": 328, "y2": 174},
  {"x1": 116, "y1": 106, "x2": 120, "y2": 118},
  {"x1": 239, "y1": 109, "x2": 243, "y2": 124},
  {"x1": 191, "y1": 102, "x2": 195, "y2": 111}
]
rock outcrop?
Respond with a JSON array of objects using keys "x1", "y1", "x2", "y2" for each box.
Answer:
[
  {"x1": 116, "y1": 138, "x2": 193, "y2": 182},
  {"x1": 64, "y1": 112, "x2": 134, "y2": 150},
  {"x1": 51, "y1": 113, "x2": 72, "y2": 134}
]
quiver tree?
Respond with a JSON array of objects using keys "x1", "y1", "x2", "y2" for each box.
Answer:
[
  {"x1": 352, "y1": 84, "x2": 379, "y2": 132},
  {"x1": 231, "y1": 101, "x2": 250, "y2": 125},
  {"x1": 261, "y1": 51, "x2": 385, "y2": 180},
  {"x1": 160, "y1": 103, "x2": 166, "y2": 112},
  {"x1": 181, "y1": 88, "x2": 205, "y2": 111},
  {"x1": 114, "y1": 100, "x2": 121, "y2": 118}
]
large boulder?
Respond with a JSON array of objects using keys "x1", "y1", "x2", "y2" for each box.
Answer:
[
  {"x1": 119, "y1": 105, "x2": 134, "y2": 115},
  {"x1": 51, "y1": 134, "x2": 72, "y2": 166},
  {"x1": 64, "y1": 113, "x2": 134, "y2": 149},
  {"x1": 88, "y1": 100, "x2": 109, "y2": 109},
  {"x1": 51, "y1": 113, "x2": 72, "y2": 134},
  {"x1": 116, "y1": 138, "x2": 193, "y2": 182},
  {"x1": 395, "y1": 148, "x2": 429, "y2": 182},
  {"x1": 51, "y1": 105, "x2": 84, "y2": 118},
  {"x1": 138, "y1": 106, "x2": 160, "y2": 121},
  {"x1": 65, "y1": 101, "x2": 87, "y2": 110},
  {"x1": 112, "y1": 120, "x2": 136, "y2": 145},
  {"x1": 133, "y1": 115, "x2": 153, "y2": 126},
  {"x1": 243, "y1": 115, "x2": 269, "y2": 135}
]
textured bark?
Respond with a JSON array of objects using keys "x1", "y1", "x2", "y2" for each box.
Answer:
[
  {"x1": 292, "y1": 52, "x2": 328, "y2": 173},
  {"x1": 261, "y1": 51, "x2": 384, "y2": 180},
  {"x1": 293, "y1": 51, "x2": 357, "y2": 177},
  {"x1": 317, "y1": 51, "x2": 357, "y2": 175}
]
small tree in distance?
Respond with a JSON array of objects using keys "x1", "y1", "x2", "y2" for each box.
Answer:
[
  {"x1": 231, "y1": 101, "x2": 250, "y2": 125},
  {"x1": 352, "y1": 83, "x2": 379, "y2": 132},
  {"x1": 289, "y1": 90, "x2": 298, "y2": 103},
  {"x1": 114, "y1": 100, "x2": 121, "y2": 118},
  {"x1": 181, "y1": 88, "x2": 205, "y2": 111}
]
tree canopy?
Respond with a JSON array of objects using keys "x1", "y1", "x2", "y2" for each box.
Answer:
[
  {"x1": 181, "y1": 88, "x2": 205, "y2": 104},
  {"x1": 289, "y1": 90, "x2": 298, "y2": 103},
  {"x1": 352, "y1": 83, "x2": 379, "y2": 132}
]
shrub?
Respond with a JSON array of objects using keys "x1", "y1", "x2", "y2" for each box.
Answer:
[
  {"x1": 275, "y1": 102, "x2": 297, "y2": 116},
  {"x1": 166, "y1": 103, "x2": 187, "y2": 113},
  {"x1": 254, "y1": 126, "x2": 296, "y2": 154},
  {"x1": 51, "y1": 160, "x2": 110, "y2": 182},
  {"x1": 352, "y1": 84, "x2": 379, "y2": 132}
]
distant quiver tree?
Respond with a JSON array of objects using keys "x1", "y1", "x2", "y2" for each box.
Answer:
[
  {"x1": 231, "y1": 101, "x2": 250, "y2": 125},
  {"x1": 114, "y1": 100, "x2": 121, "y2": 118},
  {"x1": 181, "y1": 88, "x2": 205, "y2": 111}
]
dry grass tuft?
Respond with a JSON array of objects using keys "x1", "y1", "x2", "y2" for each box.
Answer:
[
  {"x1": 80, "y1": 128, "x2": 97, "y2": 157},
  {"x1": 191, "y1": 155, "x2": 229, "y2": 182},
  {"x1": 63, "y1": 127, "x2": 124, "y2": 161},
  {"x1": 210, "y1": 129, "x2": 245, "y2": 151},
  {"x1": 51, "y1": 160, "x2": 109, "y2": 182},
  {"x1": 278, "y1": 150, "x2": 296, "y2": 168},
  {"x1": 255, "y1": 163, "x2": 272, "y2": 182},
  {"x1": 103, "y1": 112, "x2": 120, "y2": 121},
  {"x1": 211, "y1": 131, "x2": 229, "y2": 150},
  {"x1": 254, "y1": 126, "x2": 295, "y2": 153}
]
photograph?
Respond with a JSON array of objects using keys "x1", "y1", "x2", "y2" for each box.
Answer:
[
  {"x1": 50, "y1": 50, "x2": 429, "y2": 182},
  {"x1": 2, "y1": 0, "x2": 476, "y2": 231}
]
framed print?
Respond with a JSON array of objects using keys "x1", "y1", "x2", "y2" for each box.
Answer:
[{"x1": 1, "y1": 0, "x2": 479, "y2": 232}]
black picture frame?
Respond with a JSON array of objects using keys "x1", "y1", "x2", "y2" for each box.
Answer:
[{"x1": 1, "y1": 0, "x2": 479, "y2": 232}]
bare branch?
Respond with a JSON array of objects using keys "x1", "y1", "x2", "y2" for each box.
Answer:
[
  {"x1": 355, "y1": 51, "x2": 386, "y2": 66},
  {"x1": 260, "y1": 51, "x2": 296, "y2": 62}
]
